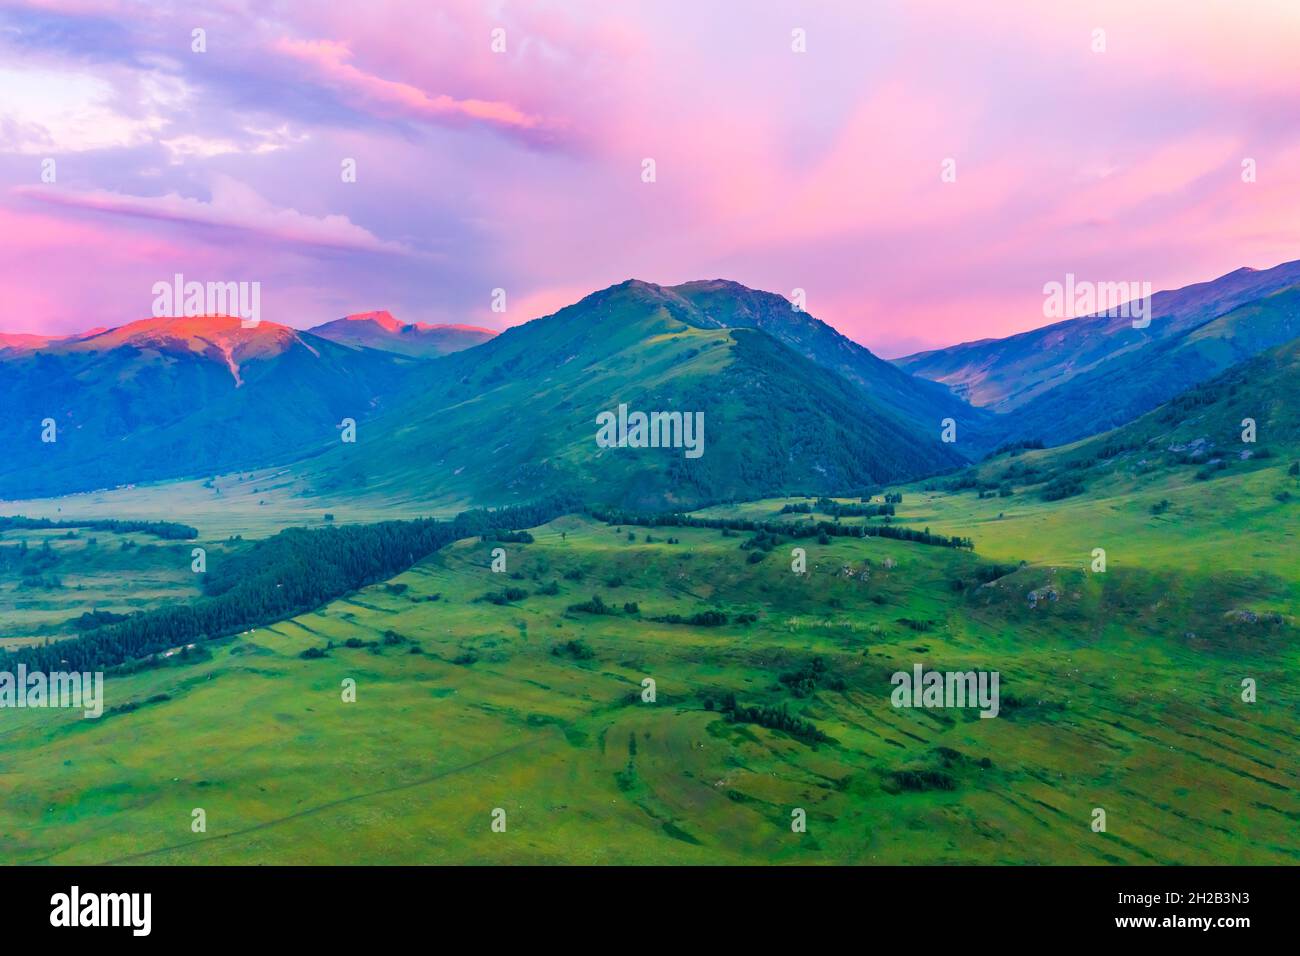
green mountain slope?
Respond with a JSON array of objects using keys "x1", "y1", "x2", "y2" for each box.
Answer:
[
  {"x1": 663, "y1": 280, "x2": 994, "y2": 451},
  {"x1": 295, "y1": 280, "x2": 966, "y2": 509},
  {"x1": 911, "y1": 336, "x2": 1300, "y2": 578},
  {"x1": 1012, "y1": 333, "x2": 1300, "y2": 486}
]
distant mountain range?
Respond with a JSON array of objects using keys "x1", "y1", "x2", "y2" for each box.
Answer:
[
  {"x1": 2, "y1": 261, "x2": 1299, "y2": 506},
  {"x1": 308, "y1": 311, "x2": 496, "y2": 357},
  {"x1": 0, "y1": 316, "x2": 411, "y2": 498},
  {"x1": 896, "y1": 259, "x2": 1300, "y2": 448}
]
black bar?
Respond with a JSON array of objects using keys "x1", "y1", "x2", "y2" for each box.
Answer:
[{"x1": 0, "y1": 865, "x2": 1287, "y2": 942}]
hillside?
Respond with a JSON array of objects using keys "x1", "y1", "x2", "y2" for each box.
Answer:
[
  {"x1": 1001, "y1": 333, "x2": 1300, "y2": 489},
  {"x1": 999, "y1": 286, "x2": 1300, "y2": 446},
  {"x1": 309, "y1": 311, "x2": 496, "y2": 357},
  {"x1": 893, "y1": 336, "x2": 1300, "y2": 585},
  {"x1": 293, "y1": 280, "x2": 967, "y2": 509},
  {"x1": 0, "y1": 316, "x2": 416, "y2": 498},
  {"x1": 663, "y1": 280, "x2": 994, "y2": 451}
]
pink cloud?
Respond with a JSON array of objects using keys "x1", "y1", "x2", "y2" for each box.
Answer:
[
  {"x1": 6, "y1": 0, "x2": 1300, "y2": 356},
  {"x1": 273, "y1": 37, "x2": 555, "y2": 140},
  {"x1": 14, "y1": 176, "x2": 415, "y2": 255}
]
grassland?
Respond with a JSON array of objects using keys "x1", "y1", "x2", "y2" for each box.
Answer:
[
  {"x1": 0, "y1": 527, "x2": 203, "y2": 651},
  {"x1": 0, "y1": 466, "x2": 463, "y2": 540},
  {"x1": 702, "y1": 456, "x2": 1300, "y2": 589},
  {"x1": 1, "y1": 491, "x2": 1295, "y2": 865}
]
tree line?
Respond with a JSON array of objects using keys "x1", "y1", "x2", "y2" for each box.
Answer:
[
  {"x1": 0, "y1": 516, "x2": 198, "y2": 539},
  {"x1": 587, "y1": 508, "x2": 974, "y2": 550},
  {"x1": 7, "y1": 495, "x2": 577, "y2": 673}
]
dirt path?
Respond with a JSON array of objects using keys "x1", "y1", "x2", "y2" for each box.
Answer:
[{"x1": 94, "y1": 731, "x2": 556, "y2": 865}]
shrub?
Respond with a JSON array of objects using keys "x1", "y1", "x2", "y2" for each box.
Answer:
[
  {"x1": 568, "y1": 594, "x2": 615, "y2": 615},
  {"x1": 1040, "y1": 475, "x2": 1084, "y2": 501},
  {"x1": 551, "y1": 639, "x2": 594, "y2": 660}
]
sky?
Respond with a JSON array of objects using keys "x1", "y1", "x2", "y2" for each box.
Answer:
[{"x1": 3, "y1": 0, "x2": 1300, "y2": 357}]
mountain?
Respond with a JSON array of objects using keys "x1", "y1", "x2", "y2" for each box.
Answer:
[
  {"x1": 0, "y1": 327, "x2": 107, "y2": 354},
  {"x1": 309, "y1": 311, "x2": 496, "y2": 357},
  {"x1": 1062, "y1": 333, "x2": 1300, "y2": 470},
  {"x1": 896, "y1": 259, "x2": 1300, "y2": 412},
  {"x1": 1000, "y1": 285, "x2": 1300, "y2": 446},
  {"x1": 293, "y1": 280, "x2": 967, "y2": 510},
  {"x1": 0, "y1": 316, "x2": 414, "y2": 498},
  {"x1": 960, "y1": 333, "x2": 1300, "y2": 502},
  {"x1": 662, "y1": 280, "x2": 994, "y2": 451},
  {"x1": 0, "y1": 333, "x2": 56, "y2": 352}
]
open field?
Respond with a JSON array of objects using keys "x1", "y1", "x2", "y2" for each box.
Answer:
[
  {"x1": 0, "y1": 467, "x2": 467, "y2": 542},
  {"x1": 1, "y1": 508, "x2": 1295, "y2": 865},
  {"x1": 700, "y1": 458, "x2": 1300, "y2": 594},
  {"x1": 0, "y1": 527, "x2": 203, "y2": 650}
]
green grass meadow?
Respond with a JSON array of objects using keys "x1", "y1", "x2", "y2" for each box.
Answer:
[{"x1": 2, "y1": 479, "x2": 1295, "y2": 864}]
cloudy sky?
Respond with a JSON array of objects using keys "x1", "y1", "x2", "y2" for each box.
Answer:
[{"x1": 3, "y1": 0, "x2": 1299, "y2": 356}]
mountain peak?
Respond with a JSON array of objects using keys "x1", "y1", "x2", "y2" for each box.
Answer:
[
  {"x1": 343, "y1": 309, "x2": 403, "y2": 331},
  {"x1": 308, "y1": 312, "x2": 495, "y2": 357},
  {"x1": 81, "y1": 314, "x2": 295, "y2": 345},
  {"x1": 70, "y1": 316, "x2": 314, "y2": 385}
]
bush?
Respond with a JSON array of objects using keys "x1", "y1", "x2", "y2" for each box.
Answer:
[
  {"x1": 568, "y1": 594, "x2": 616, "y2": 615},
  {"x1": 482, "y1": 587, "x2": 528, "y2": 605},
  {"x1": 1194, "y1": 460, "x2": 1228, "y2": 481},
  {"x1": 651, "y1": 609, "x2": 728, "y2": 627},
  {"x1": 551, "y1": 639, "x2": 594, "y2": 660},
  {"x1": 1040, "y1": 475, "x2": 1084, "y2": 501}
]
